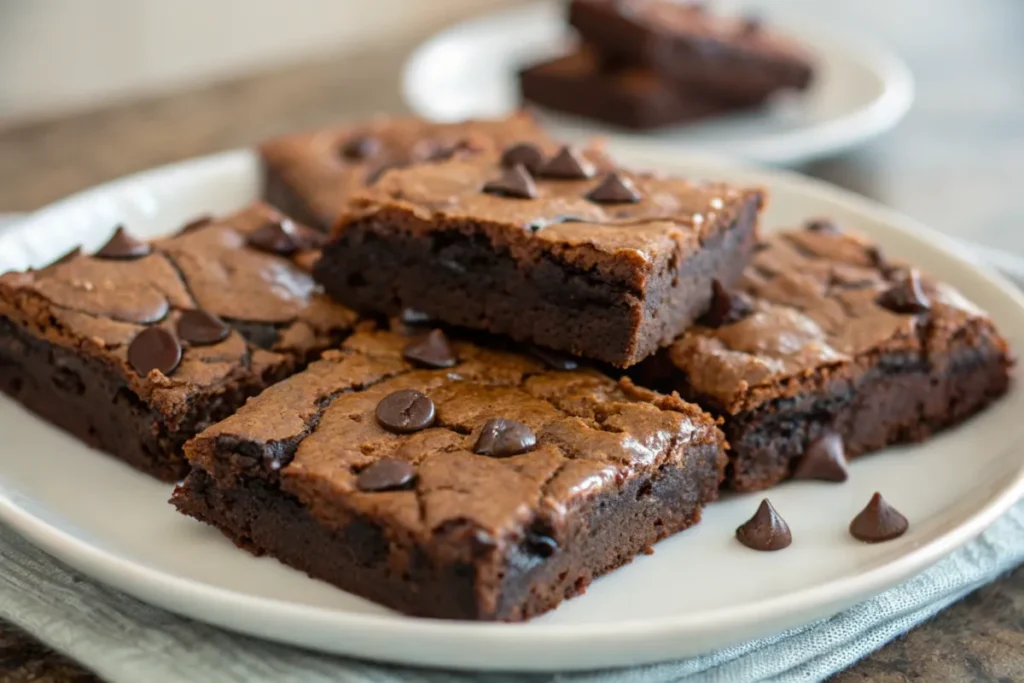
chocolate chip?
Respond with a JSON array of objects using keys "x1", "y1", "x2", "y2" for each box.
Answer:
[
  {"x1": 805, "y1": 218, "x2": 840, "y2": 234},
  {"x1": 501, "y1": 143, "x2": 544, "y2": 174},
  {"x1": 735, "y1": 499, "x2": 792, "y2": 551},
  {"x1": 375, "y1": 389, "x2": 436, "y2": 434},
  {"x1": 536, "y1": 146, "x2": 595, "y2": 180},
  {"x1": 247, "y1": 219, "x2": 324, "y2": 256},
  {"x1": 876, "y1": 270, "x2": 930, "y2": 314},
  {"x1": 700, "y1": 280, "x2": 753, "y2": 327},
  {"x1": 340, "y1": 135, "x2": 382, "y2": 160},
  {"x1": 483, "y1": 164, "x2": 537, "y2": 199},
  {"x1": 403, "y1": 329, "x2": 458, "y2": 369},
  {"x1": 127, "y1": 327, "x2": 182, "y2": 376},
  {"x1": 355, "y1": 458, "x2": 417, "y2": 492},
  {"x1": 525, "y1": 532, "x2": 558, "y2": 558},
  {"x1": 585, "y1": 172, "x2": 641, "y2": 204},
  {"x1": 179, "y1": 215, "x2": 214, "y2": 235},
  {"x1": 95, "y1": 226, "x2": 152, "y2": 260},
  {"x1": 474, "y1": 418, "x2": 537, "y2": 458},
  {"x1": 528, "y1": 346, "x2": 579, "y2": 371},
  {"x1": 793, "y1": 431, "x2": 848, "y2": 482},
  {"x1": 849, "y1": 492, "x2": 909, "y2": 543},
  {"x1": 176, "y1": 309, "x2": 231, "y2": 346}
]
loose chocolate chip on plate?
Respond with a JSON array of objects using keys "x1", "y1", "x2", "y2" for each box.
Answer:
[
  {"x1": 341, "y1": 135, "x2": 382, "y2": 160},
  {"x1": 177, "y1": 309, "x2": 231, "y2": 346},
  {"x1": 586, "y1": 172, "x2": 642, "y2": 204},
  {"x1": 500, "y1": 143, "x2": 544, "y2": 174},
  {"x1": 793, "y1": 431, "x2": 848, "y2": 482},
  {"x1": 805, "y1": 218, "x2": 840, "y2": 234},
  {"x1": 403, "y1": 329, "x2": 458, "y2": 369},
  {"x1": 127, "y1": 327, "x2": 182, "y2": 376},
  {"x1": 700, "y1": 280, "x2": 753, "y2": 328},
  {"x1": 474, "y1": 418, "x2": 537, "y2": 458},
  {"x1": 356, "y1": 458, "x2": 417, "y2": 492},
  {"x1": 528, "y1": 346, "x2": 579, "y2": 371},
  {"x1": 483, "y1": 164, "x2": 537, "y2": 200},
  {"x1": 247, "y1": 218, "x2": 324, "y2": 255},
  {"x1": 536, "y1": 146, "x2": 596, "y2": 180},
  {"x1": 376, "y1": 389, "x2": 436, "y2": 434},
  {"x1": 736, "y1": 499, "x2": 792, "y2": 551},
  {"x1": 850, "y1": 492, "x2": 909, "y2": 543},
  {"x1": 876, "y1": 269, "x2": 930, "y2": 314},
  {"x1": 95, "y1": 226, "x2": 152, "y2": 260},
  {"x1": 179, "y1": 214, "x2": 214, "y2": 235}
]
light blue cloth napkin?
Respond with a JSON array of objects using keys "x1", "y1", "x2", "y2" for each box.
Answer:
[{"x1": 0, "y1": 213, "x2": 1021, "y2": 683}]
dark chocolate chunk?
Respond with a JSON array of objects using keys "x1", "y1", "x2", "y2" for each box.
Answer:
[
  {"x1": 793, "y1": 431, "x2": 848, "y2": 482},
  {"x1": 586, "y1": 173, "x2": 641, "y2": 204},
  {"x1": 127, "y1": 327, "x2": 182, "y2": 376},
  {"x1": 483, "y1": 164, "x2": 537, "y2": 200},
  {"x1": 500, "y1": 143, "x2": 545, "y2": 174},
  {"x1": 805, "y1": 218, "x2": 840, "y2": 234},
  {"x1": 474, "y1": 418, "x2": 537, "y2": 458},
  {"x1": 403, "y1": 329, "x2": 458, "y2": 369},
  {"x1": 849, "y1": 492, "x2": 909, "y2": 543},
  {"x1": 95, "y1": 226, "x2": 152, "y2": 260},
  {"x1": 700, "y1": 280, "x2": 753, "y2": 328},
  {"x1": 247, "y1": 219, "x2": 324, "y2": 255},
  {"x1": 180, "y1": 215, "x2": 214, "y2": 234},
  {"x1": 876, "y1": 270, "x2": 930, "y2": 314},
  {"x1": 528, "y1": 346, "x2": 579, "y2": 371},
  {"x1": 356, "y1": 458, "x2": 417, "y2": 492},
  {"x1": 341, "y1": 135, "x2": 382, "y2": 160},
  {"x1": 735, "y1": 499, "x2": 792, "y2": 551},
  {"x1": 536, "y1": 146, "x2": 595, "y2": 180},
  {"x1": 176, "y1": 309, "x2": 231, "y2": 346},
  {"x1": 375, "y1": 389, "x2": 436, "y2": 434}
]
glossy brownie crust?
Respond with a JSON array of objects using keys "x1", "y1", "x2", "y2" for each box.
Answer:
[
  {"x1": 172, "y1": 329, "x2": 725, "y2": 620},
  {"x1": 316, "y1": 153, "x2": 763, "y2": 367}
]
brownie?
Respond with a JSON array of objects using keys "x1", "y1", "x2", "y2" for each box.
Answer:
[
  {"x1": 259, "y1": 111, "x2": 555, "y2": 232},
  {"x1": 171, "y1": 328, "x2": 725, "y2": 621},
  {"x1": 314, "y1": 149, "x2": 764, "y2": 367},
  {"x1": 634, "y1": 224, "x2": 1012, "y2": 491},
  {"x1": 0, "y1": 204, "x2": 359, "y2": 481},
  {"x1": 519, "y1": 48, "x2": 758, "y2": 130},
  {"x1": 568, "y1": 0, "x2": 814, "y2": 103}
]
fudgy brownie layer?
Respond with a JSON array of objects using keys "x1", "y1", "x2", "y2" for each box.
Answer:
[
  {"x1": 0, "y1": 317, "x2": 278, "y2": 481},
  {"x1": 714, "y1": 339, "x2": 1011, "y2": 491},
  {"x1": 174, "y1": 440, "x2": 717, "y2": 621},
  {"x1": 317, "y1": 195, "x2": 759, "y2": 367}
]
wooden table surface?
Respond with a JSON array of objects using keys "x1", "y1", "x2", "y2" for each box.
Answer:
[{"x1": 0, "y1": 0, "x2": 1022, "y2": 680}]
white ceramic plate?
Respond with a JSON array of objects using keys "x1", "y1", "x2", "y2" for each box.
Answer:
[
  {"x1": 401, "y1": 1, "x2": 914, "y2": 165},
  {"x1": 1, "y1": 149, "x2": 1022, "y2": 672}
]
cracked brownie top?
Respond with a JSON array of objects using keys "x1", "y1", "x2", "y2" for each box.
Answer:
[
  {"x1": 664, "y1": 223, "x2": 1010, "y2": 414},
  {"x1": 0, "y1": 203, "x2": 358, "y2": 418},
  {"x1": 185, "y1": 327, "x2": 725, "y2": 548}
]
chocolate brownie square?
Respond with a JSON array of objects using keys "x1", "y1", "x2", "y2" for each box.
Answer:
[
  {"x1": 171, "y1": 328, "x2": 725, "y2": 620},
  {"x1": 519, "y1": 48, "x2": 757, "y2": 130},
  {"x1": 0, "y1": 204, "x2": 358, "y2": 481},
  {"x1": 314, "y1": 148, "x2": 764, "y2": 367},
  {"x1": 635, "y1": 223, "x2": 1012, "y2": 491},
  {"x1": 260, "y1": 112, "x2": 555, "y2": 232},
  {"x1": 568, "y1": 0, "x2": 814, "y2": 103}
]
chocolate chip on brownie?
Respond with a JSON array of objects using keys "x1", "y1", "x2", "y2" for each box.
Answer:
[
  {"x1": 536, "y1": 146, "x2": 596, "y2": 180},
  {"x1": 356, "y1": 458, "x2": 417, "y2": 492},
  {"x1": 127, "y1": 327, "x2": 182, "y2": 376},
  {"x1": 474, "y1": 418, "x2": 537, "y2": 457},
  {"x1": 95, "y1": 226, "x2": 152, "y2": 260},
  {"x1": 876, "y1": 270, "x2": 930, "y2": 314},
  {"x1": 500, "y1": 143, "x2": 545, "y2": 174},
  {"x1": 376, "y1": 389, "x2": 437, "y2": 434},
  {"x1": 482, "y1": 164, "x2": 538, "y2": 199},
  {"x1": 403, "y1": 329, "x2": 458, "y2": 369},
  {"x1": 341, "y1": 135, "x2": 383, "y2": 160},
  {"x1": 700, "y1": 279, "x2": 753, "y2": 328},
  {"x1": 586, "y1": 172, "x2": 642, "y2": 204},
  {"x1": 176, "y1": 309, "x2": 231, "y2": 346}
]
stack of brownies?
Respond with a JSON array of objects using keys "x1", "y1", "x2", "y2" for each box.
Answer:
[
  {"x1": 0, "y1": 109, "x2": 1011, "y2": 621},
  {"x1": 519, "y1": 0, "x2": 816, "y2": 129}
]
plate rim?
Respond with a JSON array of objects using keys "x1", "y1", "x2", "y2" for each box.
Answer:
[
  {"x1": 400, "y1": 0, "x2": 916, "y2": 166},
  {"x1": 1, "y1": 148, "x2": 1022, "y2": 672}
]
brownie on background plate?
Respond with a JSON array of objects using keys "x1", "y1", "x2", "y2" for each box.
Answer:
[
  {"x1": 0, "y1": 203, "x2": 359, "y2": 481},
  {"x1": 315, "y1": 146, "x2": 764, "y2": 367},
  {"x1": 633, "y1": 222, "x2": 1013, "y2": 491},
  {"x1": 172, "y1": 327, "x2": 726, "y2": 621},
  {"x1": 260, "y1": 111, "x2": 556, "y2": 233},
  {"x1": 568, "y1": 0, "x2": 814, "y2": 104}
]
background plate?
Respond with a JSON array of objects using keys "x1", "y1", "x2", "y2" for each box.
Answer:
[
  {"x1": 0, "y1": 150, "x2": 1021, "y2": 672},
  {"x1": 401, "y1": 1, "x2": 914, "y2": 165}
]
